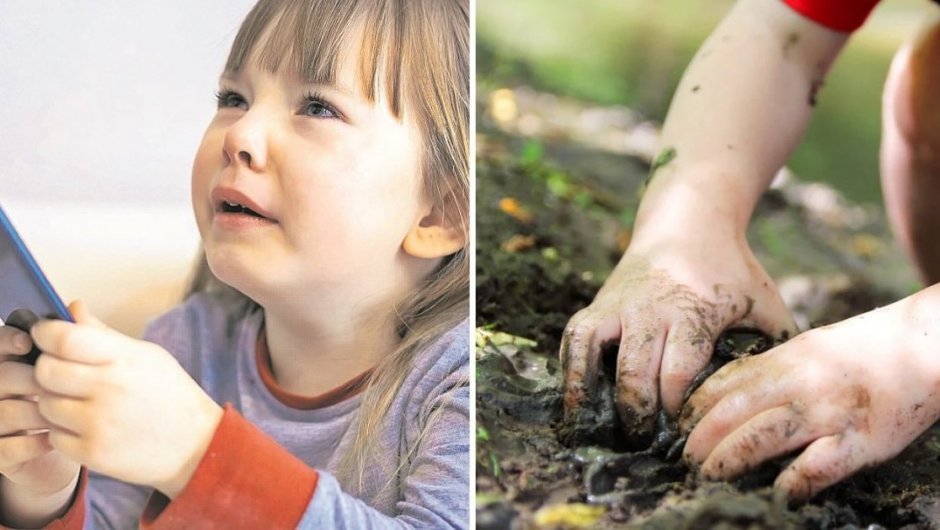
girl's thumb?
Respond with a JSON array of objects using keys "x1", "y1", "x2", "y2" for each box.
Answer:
[{"x1": 67, "y1": 300, "x2": 108, "y2": 329}]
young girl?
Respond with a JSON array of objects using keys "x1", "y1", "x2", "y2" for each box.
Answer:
[{"x1": 0, "y1": 0, "x2": 469, "y2": 528}]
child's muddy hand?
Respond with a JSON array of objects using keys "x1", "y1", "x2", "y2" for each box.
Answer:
[
  {"x1": 680, "y1": 295, "x2": 940, "y2": 501},
  {"x1": 560, "y1": 235, "x2": 795, "y2": 443},
  {"x1": 31, "y1": 301, "x2": 223, "y2": 497}
]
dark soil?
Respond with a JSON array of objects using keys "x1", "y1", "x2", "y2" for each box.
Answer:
[{"x1": 476, "y1": 89, "x2": 939, "y2": 529}]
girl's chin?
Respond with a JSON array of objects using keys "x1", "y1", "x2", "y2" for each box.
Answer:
[{"x1": 205, "y1": 253, "x2": 266, "y2": 295}]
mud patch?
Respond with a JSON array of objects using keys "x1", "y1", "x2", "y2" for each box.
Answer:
[{"x1": 477, "y1": 108, "x2": 938, "y2": 527}]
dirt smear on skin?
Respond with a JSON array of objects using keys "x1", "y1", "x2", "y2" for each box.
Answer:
[{"x1": 477, "y1": 108, "x2": 939, "y2": 528}]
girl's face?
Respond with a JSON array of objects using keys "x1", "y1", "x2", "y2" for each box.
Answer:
[{"x1": 191, "y1": 54, "x2": 429, "y2": 313}]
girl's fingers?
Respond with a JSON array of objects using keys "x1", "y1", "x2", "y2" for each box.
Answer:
[
  {"x1": 0, "y1": 326, "x2": 33, "y2": 357},
  {"x1": 699, "y1": 403, "x2": 830, "y2": 479},
  {"x1": 0, "y1": 433, "x2": 53, "y2": 469},
  {"x1": 47, "y1": 427, "x2": 82, "y2": 461},
  {"x1": 775, "y1": 432, "x2": 863, "y2": 501},
  {"x1": 67, "y1": 300, "x2": 107, "y2": 329},
  {"x1": 561, "y1": 312, "x2": 618, "y2": 412},
  {"x1": 31, "y1": 320, "x2": 123, "y2": 365},
  {"x1": 34, "y1": 354, "x2": 99, "y2": 398},
  {"x1": 0, "y1": 361, "x2": 42, "y2": 397},
  {"x1": 0, "y1": 400, "x2": 53, "y2": 436},
  {"x1": 36, "y1": 393, "x2": 87, "y2": 435}
]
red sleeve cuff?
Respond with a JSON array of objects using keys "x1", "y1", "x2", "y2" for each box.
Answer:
[
  {"x1": 0, "y1": 467, "x2": 87, "y2": 530},
  {"x1": 782, "y1": 0, "x2": 881, "y2": 32},
  {"x1": 46, "y1": 467, "x2": 88, "y2": 530},
  {"x1": 44, "y1": 468, "x2": 86, "y2": 530},
  {"x1": 140, "y1": 403, "x2": 319, "y2": 530}
]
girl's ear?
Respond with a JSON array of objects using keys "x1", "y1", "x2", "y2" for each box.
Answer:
[{"x1": 402, "y1": 202, "x2": 466, "y2": 259}]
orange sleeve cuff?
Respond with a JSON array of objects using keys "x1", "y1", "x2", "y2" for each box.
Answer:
[
  {"x1": 0, "y1": 467, "x2": 87, "y2": 530},
  {"x1": 46, "y1": 468, "x2": 86, "y2": 530},
  {"x1": 140, "y1": 404, "x2": 319, "y2": 530}
]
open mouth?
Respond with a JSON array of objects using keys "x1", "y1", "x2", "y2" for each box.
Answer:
[{"x1": 219, "y1": 200, "x2": 266, "y2": 218}]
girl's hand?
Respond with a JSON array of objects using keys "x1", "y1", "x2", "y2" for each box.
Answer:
[
  {"x1": 561, "y1": 229, "x2": 796, "y2": 439},
  {"x1": 0, "y1": 324, "x2": 80, "y2": 527},
  {"x1": 32, "y1": 302, "x2": 223, "y2": 498},
  {"x1": 680, "y1": 294, "x2": 940, "y2": 501}
]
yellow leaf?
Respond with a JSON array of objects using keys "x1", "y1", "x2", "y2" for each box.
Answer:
[{"x1": 533, "y1": 503, "x2": 606, "y2": 528}]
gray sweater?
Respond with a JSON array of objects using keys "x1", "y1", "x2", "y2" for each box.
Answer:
[{"x1": 85, "y1": 292, "x2": 470, "y2": 529}]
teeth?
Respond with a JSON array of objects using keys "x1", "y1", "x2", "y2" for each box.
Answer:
[
  {"x1": 221, "y1": 201, "x2": 245, "y2": 213},
  {"x1": 220, "y1": 200, "x2": 262, "y2": 217}
]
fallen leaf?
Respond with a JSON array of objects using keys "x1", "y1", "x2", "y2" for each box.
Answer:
[
  {"x1": 501, "y1": 234, "x2": 537, "y2": 253},
  {"x1": 499, "y1": 197, "x2": 534, "y2": 224},
  {"x1": 533, "y1": 503, "x2": 607, "y2": 528}
]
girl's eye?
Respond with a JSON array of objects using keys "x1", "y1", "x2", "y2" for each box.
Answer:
[
  {"x1": 215, "y1": 89, "x2": 248, "y2": 110},
  {"x1": 299, "y1": 93, "x2": 340, "y2": 119}
]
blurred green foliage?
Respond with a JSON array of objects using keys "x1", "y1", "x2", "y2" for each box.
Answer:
[{"x1": 478, "y1": 0, "x2": 937, "y2": 204}]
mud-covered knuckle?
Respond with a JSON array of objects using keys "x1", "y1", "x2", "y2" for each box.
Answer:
[
  {"x1": 680, "y1": 372, "x2": 726, "y2": 423},
  {"x1": 562, "y1": 318, "x2": 595, "y2": 360},
  {"x1": 681, "y1": 431, "x2": 707, "y2": 466},
  {"x1": 563, "y1": 380, "x2": 588, "y2": 412},
  {"x1": 677, "y1": 399, "x2": 702, "y2": 434},
  {"x1": 615, "y1": 357, "x2": 651, "y2": 404},
  {"x1": 561, "y1": 323, "x2": 596, "y2": 406},
  {"x1": 783, "y1": 461, "x2": 840, "y2": 501},
  {"x1": 615, "y1": 385, "x2": 656, "y2": 433},
  {"x1": 792, "y1": 360, "x2": 829, "y2": 398},
  {"x1": 723, "y1": 430, "x2": 768, "y2": 475},
  {"x1": 660, "y1": 374, "x2": 698, "y2": 418},
  {"x1": 661, "y1": 356, "x2": 702, "y2": 398},
  {"x1": 785, "y1": 438, "x2": 858, "y2": 500},
  {"x1": 615, "y1": 385, "x2": 643, "y2": 412}
]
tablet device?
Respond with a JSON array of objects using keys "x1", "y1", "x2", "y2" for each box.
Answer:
[{"x1": 0, "y1": 205, "x2": 72, "y2": 364}]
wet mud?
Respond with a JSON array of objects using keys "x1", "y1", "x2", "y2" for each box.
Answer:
[{"x1": 476, "y1": 87, "x2": 939, "y2": 529}]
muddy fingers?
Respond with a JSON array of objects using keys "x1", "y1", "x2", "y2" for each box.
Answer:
[
  {"x1": 774, "y1": 433, "x2": 861, "y2": 502},
  {"x1": 560, "y1": 312, "x2": 619, "y2": 411},
  {"x1": 659, "y1": 320, "x2": 716, "y2": 416},
  {"x1": 699, "y1": 403, "x2": 825, "y2": 480},
  {"x1": 614, "y1": 315, "x2": 667, "y2": 446}
]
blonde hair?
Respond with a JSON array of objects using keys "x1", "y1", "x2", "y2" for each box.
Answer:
[{"x1": 188, "y1": 0, "x2": 469, "y2": 494}]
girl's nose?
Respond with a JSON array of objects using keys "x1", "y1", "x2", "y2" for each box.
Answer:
[{"x1": 221, "y1": 110, "x2": 268, "y2": 172}]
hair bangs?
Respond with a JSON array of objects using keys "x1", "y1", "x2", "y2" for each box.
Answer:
[{"x1": 224, "y1": 0, "x2": 405, "y2": 117}]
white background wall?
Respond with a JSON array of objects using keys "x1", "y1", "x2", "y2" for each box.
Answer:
[{"x1": 0, "y1": 1, "x2": 257, "y2": 335}]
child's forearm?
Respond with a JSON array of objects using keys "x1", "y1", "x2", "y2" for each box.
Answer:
[
  {"x1": 902, "y1": 283, "x2": 940, "y2": 387},
  {"x1": 0, "y1": 470, "x2": 80, "y2": 528},
  {"x1": 632, "y1": 0, "x2": 849, "y2": 247}
]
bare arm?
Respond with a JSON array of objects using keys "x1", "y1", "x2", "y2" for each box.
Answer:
[
  {"x1": 563, "y1": 0, "x2": 853, "y2": 439},
  {"x1": 634, "y1": 0, "x2": 849, "y2": 245}
]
